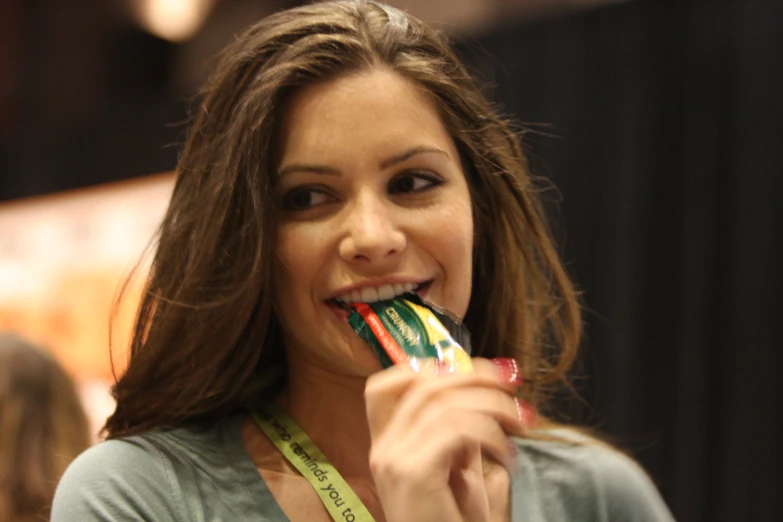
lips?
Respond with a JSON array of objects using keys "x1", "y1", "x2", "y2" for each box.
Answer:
[
  {"x1": 336, "y1": 282, "x2": 418, "y2": 304},
  {"x1": 326, "y1": 280, "x2": 432, "y2": 320}
]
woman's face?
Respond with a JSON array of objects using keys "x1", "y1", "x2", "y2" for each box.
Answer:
[{"x1": 273, "y1": 69, "x2": 474, "y2": 375}]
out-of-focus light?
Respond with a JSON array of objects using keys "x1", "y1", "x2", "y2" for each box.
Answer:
[{"x1": 135, "y1": 0, "x2": 214, "y2": 42}]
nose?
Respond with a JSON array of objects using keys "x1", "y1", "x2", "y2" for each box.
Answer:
[{"x1": 338, "y1": 193, "x2": 406, "y2": 264}]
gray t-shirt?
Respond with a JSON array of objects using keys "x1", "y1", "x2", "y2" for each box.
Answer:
[{"x1": 51, "y1": 415, "x2": 674, "y2": 521}]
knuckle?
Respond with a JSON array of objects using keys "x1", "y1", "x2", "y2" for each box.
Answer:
[
  {"x1": 364, "y1": 378, "x2": 380, "y2": 400},
  {"x1": 369, "y1": 448, "x2": 411, "y2": 480},
  {"x1": 468, "y1": 357, "x2": 496, "y2": 377},
  {"x1": 368, "y1": 449, "x2": 387, "y2": 475},
  {"x1": 364, "y1": 368, "x2": 410, "y2": 397}
]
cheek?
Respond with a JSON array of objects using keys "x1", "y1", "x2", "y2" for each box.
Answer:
[
  {"x1": 427, "y1": 198, "x2": 474, "y2": 315},
  {"x1": 447, "y1": 189, "x2": 474, "y2": 265},
  {"x1": 449, "y1": 213, "x2": 475, "y2": 299},
  {"x1": 273, "y1": 225, "x2": 326, "y2": 306},
  {"x1": 438, "y1": 209, "x2": 473, "y2": 263}
]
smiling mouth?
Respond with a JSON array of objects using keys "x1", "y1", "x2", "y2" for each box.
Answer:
[{"x1": 326, "y1": 280, "x2": 433, "y2": 312}]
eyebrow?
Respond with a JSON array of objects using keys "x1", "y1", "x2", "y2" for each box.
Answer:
[
  {"x1": 278, "y1": 146, "x2": 450, "y2": 178},
  {"x1": 379, "y1": 146, "x2": 450, "y2": 169}
]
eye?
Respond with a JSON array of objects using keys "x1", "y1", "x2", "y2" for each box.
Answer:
[
  {"x1": 388, "y1": 171, "x2": 444, "y2": 195},
  {"x1": 281, "y1": 186, "x2": 337, "y2": 211}
]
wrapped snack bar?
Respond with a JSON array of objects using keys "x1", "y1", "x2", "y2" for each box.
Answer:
[{"x1": 347, "y1": 293, "x2": 473, "y2": 374}]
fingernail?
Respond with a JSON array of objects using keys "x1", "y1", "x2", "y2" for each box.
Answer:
[
  {"x1": 515, "y1": 399, "x2": 538, "y2": 429},
  {"x1": 493, "y1": 358, "x2": 522, "y2": 386}
]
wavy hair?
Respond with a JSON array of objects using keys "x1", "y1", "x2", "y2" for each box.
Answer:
[{"x1": 105, "y1": 0, "x2": 581, "y2": 438}]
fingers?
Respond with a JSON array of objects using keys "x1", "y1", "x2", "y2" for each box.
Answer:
[
  {"x1": 365, "y1": 357, "x2": 528, "y2": 440},
  {"x1": 410, "y1": 409, "x2": 516, "y2": 470},
  {"x1": 389, "y1": 380, "x2": 525, "y2": 440},
  {"x1": 370, "y1": 409, "x2": 515, "y2": 483},
  {"x1": 470, "y1": 356, "x2": 523, "y2": 394},
  {"x1": 365, "y1": 356, "x2": 531, "y2": 522},
  {"x1": 365, "y1": 365, "x2": 419, "y2": 438}
]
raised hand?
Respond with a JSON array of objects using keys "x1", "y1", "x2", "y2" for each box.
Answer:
[{"x1": 365, "y1": 358, "x2": 527, "y2": 522}]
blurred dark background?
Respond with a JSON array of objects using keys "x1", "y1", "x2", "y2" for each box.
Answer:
[{"x1": 1, "y1": 0, "x2": 781, "y2": 520}]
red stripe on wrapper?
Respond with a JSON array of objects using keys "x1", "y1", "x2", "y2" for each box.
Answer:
[{"x1": 353, "y1": 303, "x2": 407, "y2": 365}]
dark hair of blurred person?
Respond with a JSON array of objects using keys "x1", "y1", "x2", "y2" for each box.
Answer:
[{"x1": 0, "y1": 333, "x2": 91, "y2": 522}]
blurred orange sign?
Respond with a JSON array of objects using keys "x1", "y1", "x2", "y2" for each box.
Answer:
[{"x1": 0, "y1": 173, "x2": 175, "y2": 381}]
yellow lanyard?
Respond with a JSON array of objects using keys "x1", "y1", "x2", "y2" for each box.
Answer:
[{"x1": 252, "y1": 404, "x2": 376, "y2": 522}]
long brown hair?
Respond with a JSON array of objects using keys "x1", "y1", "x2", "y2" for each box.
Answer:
[
  {"x1": 105, "y1": 0, "x2": 581, "y2": 438},
  {"x1": 0, "y1": 334, "x2": 91, "y2": 521}
]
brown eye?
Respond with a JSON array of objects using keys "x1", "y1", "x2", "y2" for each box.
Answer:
[
  {"x1": 281, "y1": 187, "x2": 336, "y2": 211},
  {"x1": 388, "y1": 172, "x2": 444, "y2": 195}
]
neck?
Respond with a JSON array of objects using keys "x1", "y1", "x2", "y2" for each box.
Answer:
[{"x1": 275, "y1": 355, "x2": 374, "y2": 482}]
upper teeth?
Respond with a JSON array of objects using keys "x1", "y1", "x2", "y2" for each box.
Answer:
[{"x1": 336, "y1": 283, "x2": 419, "y2": 304}]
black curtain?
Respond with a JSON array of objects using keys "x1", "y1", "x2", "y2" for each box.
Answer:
[{"x1": 458, "y1": 0, "x2": 782, "y2": 520}]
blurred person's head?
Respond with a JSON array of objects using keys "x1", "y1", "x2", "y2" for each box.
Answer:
[{"x1": 0, "y1": 333, "x2": 91, "y2": 522}]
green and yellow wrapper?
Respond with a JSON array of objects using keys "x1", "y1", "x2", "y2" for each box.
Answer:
[{"x1": 347, "y1": 294, "x2": 473, "y2": 374}]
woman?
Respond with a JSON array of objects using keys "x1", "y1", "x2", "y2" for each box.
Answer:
[
  {"x1": 0, "y1": 334, "x2": 91, "y2": 522},
  {"x1": 53, "y1": 1, "x2": 674, "y2": 520}
]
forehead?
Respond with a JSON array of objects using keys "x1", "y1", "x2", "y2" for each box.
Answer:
[{"x1": 277, "y1": 69, "x2": 458, "y2": 166}]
